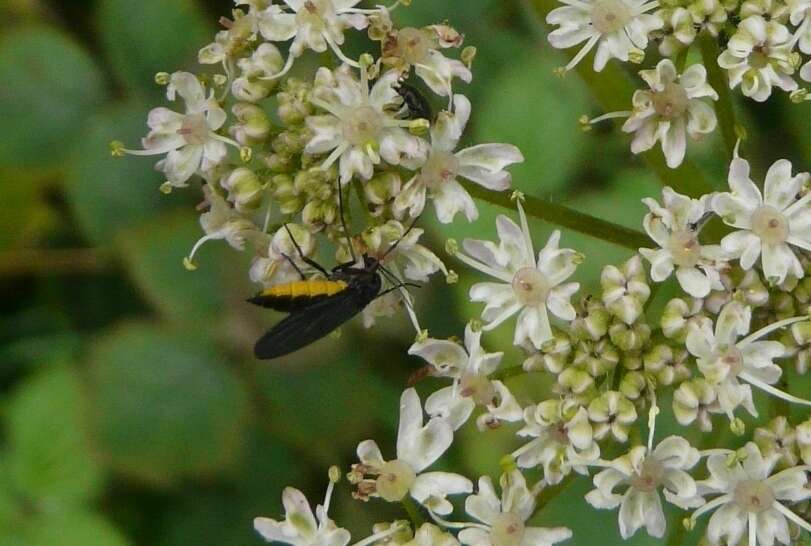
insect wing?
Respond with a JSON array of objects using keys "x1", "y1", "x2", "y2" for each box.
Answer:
[{"x1": 254, "y1": 289, "x2": 367, "y2": 360}]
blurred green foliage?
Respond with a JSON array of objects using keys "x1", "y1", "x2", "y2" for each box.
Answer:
[{"x1": 1, "y1": 1, "x2": 810, "y2": 545}]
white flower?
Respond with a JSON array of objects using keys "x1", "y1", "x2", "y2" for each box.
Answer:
[
  {"x1": 717, "y1": 15, "x2": 797, "y2": 102},
  {"x1": 547, "y1": 0, "x2": 662, "y2": 72},
  {"x1": 383, "y1": 26, "x2": 472, "y2": 97},
  {"x1": 255, "y1": 0, "x2": 370, "y2": 77},
  {"x1": 640, "y1": 187, "x2": 726, "y2": 297},
  {"x1": 249, "y1": 224, "x2": 317, "y2": 287},
  {"x1": 458, "y1": 471, "x2": 573, "y2": 546},
  {"x1": 686, "y1": 301, "x2": 811, "y2": 421},
  {"x1": 585, "y1": 437, "x2": 702, "y2": 538},
  {"x1": 513, "y1": 399, "x2": 599, "y2": 484},
  {"x1": 789, "y1": 0, "x2": 811, "y2": 53},
  {"x1": 306, "y1": 66, "x2": 428, "y2": 184},
  {"x1": 691, "y1": 443, "x2": 811, "y2": 546},
  {"x1": 186, "y1": 188, "x2": 257, "y2": 269},
  {"x1": 712, "y1": 154, "x2": 811, "y2": 284},
  {"x1": 455, "y1": 202, "x2": 581, "y2": 350},
  {"x1": 121, "y1": 72, "x2": 237, "y2": 186},
  {"x1": 254, "y1": 485, "x2": 351, "y2": 546},
  {"x1": 410, "y1": 323, "x2": 522, "y2": 431},
  {"x1": 622, "y1": 60, "x2": 718, "y2": 168},
  {"x1": 406, "y1": 524, "x2": 460, "y2": 546},
  {"x1": 394, "y1": 95, "x2": 524, "y2": 224},
  {"x1": 352, "y1": 388, "x2": 472, "y2": 514}
]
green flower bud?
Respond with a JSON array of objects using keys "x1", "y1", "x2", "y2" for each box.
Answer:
[
  {"x1": 223, "y1": 167, "x2": 264, "y2": 210},
  {"x1": 619, "y1": 371, "x2": 647, "y2": 400},
  {"x1": 609, "y1": 321, "x2": 650, "y2": 352}
]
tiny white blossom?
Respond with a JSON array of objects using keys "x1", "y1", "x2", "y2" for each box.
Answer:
[
  {"x1": 254, "y1": 485, "x2": 351, "y2": 546},
  {"x1": 622, "y1": 60, "x2": 718, "y2": 168},
  {"x1": 352, "y1": 388, "x2": 472, "y2": 514},
  {"x1": 640, "y1": 187, "x2": 726, "y2": 297},
  {"x1": 547, "y1": 0, "x2": 662, "y2": 72},
  {"x1": 394, "y1": 95, "x2": 524, "y2": 224},
  {"x1": 121, "y1": 72, "x2": 238, "y2": 186},
  {"x1": 249, "y1": 224, "x2": 317, "y2": 287},
  {"x1": 255, "y1": 0, "x2": 370, "y2": 77},
  {"x1": 410, "y1": 323, "x2": 522, "y2": 431},
  {"x1": 186, "y1": 188, "x2": 258, "y2": 269},
  {"x1": 788, "y1": 0, "x2": 811, "y2": 53},
  {"x1": 384, "y1": 26, "x2": 472, "y2": 97},
  {"x1": 585, "y1": 436, "x2": 702, "y2": 538},
  {"x1": 513, "y1": 399, "x2": 599, "y2": 485},
  {"x1": 306, "y1": 66, "x2": 428, "y2": 184},
  {"x1": 712, "y1": 154, "x2": 811, "y2": 284},
  {"x1": 455, "y1": 202, "x2": 581, "y2": 350},
  {"x1": 232, "y1": 43, "x2": 285, "y2": 102},
  {"x1": 690, "y1": 443, "x2": 811, "y2": 546},
  {"x1": 717, "y1": 15, "x2": 797, "y2": 102},
  {"x1": 458, "y1": 470, "x2": 572, "y2": 546},
  {"x1": 686, "y1": 301, "x2": 811, "y2": 420}
]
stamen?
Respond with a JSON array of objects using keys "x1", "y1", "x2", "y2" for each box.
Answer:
[
  {"x1": 738, "y1": 315, "x2": 808, "y2": 347},
  {"x1": 260, "y1": 53, "x2": 296, "y2": 81},
  {"x1": 480, "y1": 303, "x2": 523, "y2": 332},
  {"x1": 773, "y1": 501, "x2": 811, "y2": 534},
  {"x1": 515, "y1": 199, "x2": 536, "y2": 270},
  {"x1": 324, "y1": 31, "x2": 361, "y2": 68},
  {"x1": 350, "y1": 522, "x2": 409, "y2": 546},
  {"x1": 452, "y1": 251, "x2": 514, "y2": 283},
  {"x1": 647, "y1": 399, "x2": 659, "y2": 452},
  {"x1": 564, "y1": 34, "x2": 600, "y2": 72},
  {"x1": 427, "y1": 509, "x2": 489, "y2": 531},
  {"x1": 748, "y1": 513, "x2": 756, "y2": 546},
  {"x1": 586, "y1": 111, "x2": 633, "y2": 125},
  {"x1": 689, "y1": 493, "x2": 733, "y2": 522}
]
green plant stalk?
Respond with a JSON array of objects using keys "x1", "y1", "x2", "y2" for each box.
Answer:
[
  {"x1": 401, "y1": 496, "x2": 426, "y2": 528},
  {"x1": 522, "y1": 0, "x2": 720, "y2": 196},
  {"x1": 461, "y1": 181, "x2": 650, "y2": 251},
  {"x1": 699, "y1": 32, "x2": 738, "y2": 159}
]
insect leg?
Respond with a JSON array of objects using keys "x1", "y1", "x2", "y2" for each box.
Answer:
[
  {"x1": 379, "y1": 215, "x2": 421, "y2": 262},
  {"x1": 281, "y1": 252, "x2": 307, "y2": 281},
  {"x1": 283, "y1": 223, "x2": 330, "y2": 277}
]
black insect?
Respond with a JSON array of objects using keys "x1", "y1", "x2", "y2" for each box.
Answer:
[
  {"x1": 396, "y1": 81, "x2": 433, "y2": 122},
  {"x1": 248, "y1": 189, "x2": 418, "y2": 360}
]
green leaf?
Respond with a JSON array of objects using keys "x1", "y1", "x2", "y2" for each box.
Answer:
[
  {"x1": 10, "y1": 510, "x2": 131, "y2": 546},
  {"x1": 64, "y1": 102, "x2": 189, "y2": 246},
  {"x1": 6, "y1": 363, "x2": 105, "y2": 507},
  {"x1": 117, "y1": 211, "x2": 232, "y2": 326},
  {"x1": 86, "y1": 322, "x2": 249, "y2": 484},
  {"x1": 0, "y1": 27, "x2": 106, "y2": 169},
  {"x1": 98, "y1": 0, "x2": 210, "y2": 95},
  {"x1": 475, "y1": 49, "x2": 591, "y2": 194}
]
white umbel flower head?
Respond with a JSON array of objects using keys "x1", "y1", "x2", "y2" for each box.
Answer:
[
  {"x1": 546, "y1": 0, "x2": 662, "y2": 72},
  {"x1": 458, "y1": 470, "x2": 573, "y2": 546},
  {"x1": 690, "y1": 443, "x2": 811, "y2": 546},
  {"x1": 622, "y1": 60, "x2": 718, "y2": 168},
  {"x1": 394, "y1": 95, "x2": 524, "y2": 224},
  {"x1": 306, "y1": 66, "x2": 428, "y2": 185},
  {"x1": 717, "y1": 15, "x2": 798, "y2": 102},
  {"x1": 254, "y1": 484, "x2": 351, "y2": 546},
  {"x1": 411, "y1": 323, "x2": 522, "y2": 431},
  {"x1": 454, "y1": 201, "x2": 581, "y2": 350},
  {"x1": 712, "y1": 154, "x2": 811, "y2": 285},
  {"x1": 640, "y1": 186, "x2": 726, "y2": 297},
  {"x1": 351, "y1": 388, "x2": 472, "y2": 514},
  {"x1": 586, "y1": 436, "x2": 702, "y2": 538},
  {"x1": 121, "y1": 72, "x2": 238, "y2": 186}
]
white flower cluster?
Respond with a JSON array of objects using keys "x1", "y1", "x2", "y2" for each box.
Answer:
[
  {"x1": 116, "y1": 2, "x2": 811, "y2": 546},
  {"x1": 558, "y1": 0, "x2": 811, "y2": 167}
]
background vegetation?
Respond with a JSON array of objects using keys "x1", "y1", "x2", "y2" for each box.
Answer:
[{"x1": 1, "y1": 0, "x2": 810, "y2": 545}]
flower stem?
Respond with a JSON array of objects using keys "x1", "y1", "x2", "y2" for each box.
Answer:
[
  {"x1": 698, "y1": 31, "x2": 737, "y2": 159},
  {"x1": 461, "y1": 181, "x2": 650, "y2": 250},
  {"x1": 522, "y1": 0, "x2": 720, "y2": 196},
  {"x1": 401, "y1": 496, "x2": 425, "y2": 528}
]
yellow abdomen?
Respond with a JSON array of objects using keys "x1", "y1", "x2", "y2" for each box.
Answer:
[{"x1": 260, "y1": 279, "x2": 348, "y2": 299}]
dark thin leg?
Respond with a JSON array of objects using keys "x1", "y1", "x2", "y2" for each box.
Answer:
[
  {"x1": 336, "y1": 182, "x2": 357, "y2": 263},
  {"x1": 281, "y1": 253, "x2": 307, "y2": 281},
  {"x1": 380, "y1": 215, "x2": 421, "y2": 262},
  {"x1": 283, "y1": 223, "x2": 329, "y2": 277}
]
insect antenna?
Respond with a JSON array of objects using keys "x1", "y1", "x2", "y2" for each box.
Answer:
[{"x1": 282, "y1": 223, "x2": 329, "y2": 277}]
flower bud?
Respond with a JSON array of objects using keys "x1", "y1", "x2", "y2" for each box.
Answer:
[
  {"x1": 620, "y1": 371, "x2": 647, "y2": 400},
  {"x1": 609, "y1": 322, "x2": 650, "y2": 352},
  {"x1": 223, "y1": 167, "x2": 264, "y2": 210},
  {"x1": 588, "y1": 391, "x2": 637, "y2": 442},
  {"x1": 231, "y1": 103, "x2": 272, "y2": 145}
]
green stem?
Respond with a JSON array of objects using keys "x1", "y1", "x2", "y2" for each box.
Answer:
[
  {"x1": 461, "y1": 181, "x2": 650, "y2": 251},
  {"x1": 401, "y1": 496, "x2": 425, "y2": 528},
  {"x1": 522, "y1": 0, "x2": 720, "y2": 196},
  {"x1": 492, "y1": 364, "x2": 543, "y2": 382},
  {"x1": 698, "y1": 31, "x2": 738, "y2": 159}
]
